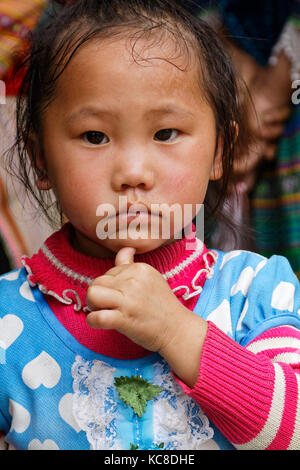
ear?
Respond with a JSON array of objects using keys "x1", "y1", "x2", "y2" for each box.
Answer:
[
  {"x1": 209, "y1": 133, "x2": 224, "y2": 181},
  {"x1": 27, "y1": 133, "x2": 52, "y2": 191}
]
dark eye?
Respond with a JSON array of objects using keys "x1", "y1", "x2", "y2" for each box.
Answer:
[
  {"x1": 154, "y1": 129, "x2": 179, "y2": 142},
  {"x1": 83, "y1": 131, "x2": 109, "y2": 145}
]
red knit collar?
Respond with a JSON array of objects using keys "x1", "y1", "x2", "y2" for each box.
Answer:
[{"x1": 22, "y1": 223, "x2": 218, "y2": 313}]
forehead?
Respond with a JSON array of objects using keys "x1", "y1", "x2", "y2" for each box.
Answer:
[{"x1": 52, "y1": 33, "x2": 206, "y2": 107}]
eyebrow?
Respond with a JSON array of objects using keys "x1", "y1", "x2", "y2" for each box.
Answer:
[
  {"x1": 66, "y1": 107, "x2": 113, "y2": 123},
  {"x1": 144, "y1": 106, "x2": 195, "y2": 118},
  {"x1": 66, "y1": 104, "x2": 195, "y2": 123}
]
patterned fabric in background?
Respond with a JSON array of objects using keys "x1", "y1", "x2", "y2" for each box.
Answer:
[
  {"x1": 0, "y1": 0, "x2": 47, "y2": 79},
  {"x1": 250, "y1": 106, "x2": 300, "y2": 278}
]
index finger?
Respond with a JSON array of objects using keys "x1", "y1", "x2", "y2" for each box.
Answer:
[
  {"x1": 89, "y1": 273, "x2": 118, "y2": 287},
  {"x1": 90, "y1": 263, "x2": 132, "y2": 286}
]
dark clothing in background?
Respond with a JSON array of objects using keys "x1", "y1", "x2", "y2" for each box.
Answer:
[{"x1": 189, "y1": 0, "x2": 294, "y2": 65}]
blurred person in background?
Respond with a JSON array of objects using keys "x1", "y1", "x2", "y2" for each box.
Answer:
[
  {"x1": 0, "y1": 0, "x2": 50, "y2": 274},
  {"x1": 191, "y1": 0, "x2": 300, "y2": 277}
]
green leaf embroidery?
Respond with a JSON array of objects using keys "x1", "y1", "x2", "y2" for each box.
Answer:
[
  {"x1": 129, "y1": 442, "x2": 164, "y2": 450},
  {"x1": 130, "y1": 443, "x2": 139, "y2": 450},
  {"x1": 156, "y1": 442, "x2": 164, "y2": 449},
  {"x1": 114, "y1": 375, "x2": 163, "y2": 418}
]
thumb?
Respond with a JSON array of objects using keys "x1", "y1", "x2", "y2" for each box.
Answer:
[{"x1": 115, "y1": 246, "x2": 136, "y2": 266}]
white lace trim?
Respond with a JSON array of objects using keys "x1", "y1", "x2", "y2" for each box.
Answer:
[
  {"x1": 152, "y1": 361, "x2": 214, "y2": 450},
  {"x1": 171, "y1": 250, "x2": 218, "y2": 300},
  {"x1": 22, "y1": 258, "x2": 84, "y2": 312},
  {"x1": 71, "y1": 355, "x2": 122, "y2": 450},
  {"x1": 71, "y1": 355, "x2": 214, "y2": 450}
]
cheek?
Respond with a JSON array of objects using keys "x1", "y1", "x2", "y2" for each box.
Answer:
[
  {"x1": 168, "y1": 162, "x2": 211, "y2": 196},
  {"x1": 48, "y1": 161, "x2": 103, "y2": 215},
  {"x1": 47, "y1": 149, "x2": 105, "y2": 190},
  {"x1": 166, "y1": 171, "x2": 188, "y2": 188}
]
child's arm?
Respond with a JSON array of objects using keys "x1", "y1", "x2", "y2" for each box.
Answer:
[{"x1": 178, "y1": 321, "x2": 300, "y2": 450}]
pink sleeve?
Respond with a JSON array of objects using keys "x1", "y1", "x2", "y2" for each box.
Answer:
[{"x1": 175, "y1": 321, "x2": 300, "y2": 450}]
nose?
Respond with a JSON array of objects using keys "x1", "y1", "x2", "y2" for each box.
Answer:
[{"x1": 111, "y1": 145, "x2": 155, "y2": 192}]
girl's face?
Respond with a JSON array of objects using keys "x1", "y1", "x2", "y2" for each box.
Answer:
[{"x1": 37, "y1": 37, "x2": 223, "y2": 257}]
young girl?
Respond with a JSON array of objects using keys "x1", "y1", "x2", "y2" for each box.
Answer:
[{"x1": 0, "y1": 0, "x2": 299, "y2": 451}]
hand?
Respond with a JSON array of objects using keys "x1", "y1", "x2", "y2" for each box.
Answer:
[
  {"x1": 225, "y1": 45, "x2": 293, "y2": 192},
  {"x1": 86, "y1": 246, "x2": 207, "y2": 387},
  {"x1": 86, "y1": 247, "x2": 188, "y2": 352},
  {"x1": 247, "y1": 65, "x2": 292, "y2": 158},
  {"x1": 227, "y1": 40, "x2": 292, "y2": 145},
  {"x1": 230, "y1": 65, "x2": 292, "y2": 193}
]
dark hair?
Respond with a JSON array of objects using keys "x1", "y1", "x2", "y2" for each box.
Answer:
[{"x1": 6, "y1": 0, "x2": 251, "y2": 237}]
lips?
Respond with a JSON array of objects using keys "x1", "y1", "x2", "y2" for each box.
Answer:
[{"x1": 116, "y1": 202, "x2": 161, "y2": 219}]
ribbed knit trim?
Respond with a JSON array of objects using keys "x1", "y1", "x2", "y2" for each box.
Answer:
[{"x1": 22, "y1": 222, "x2": 218, "y2": 314}]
